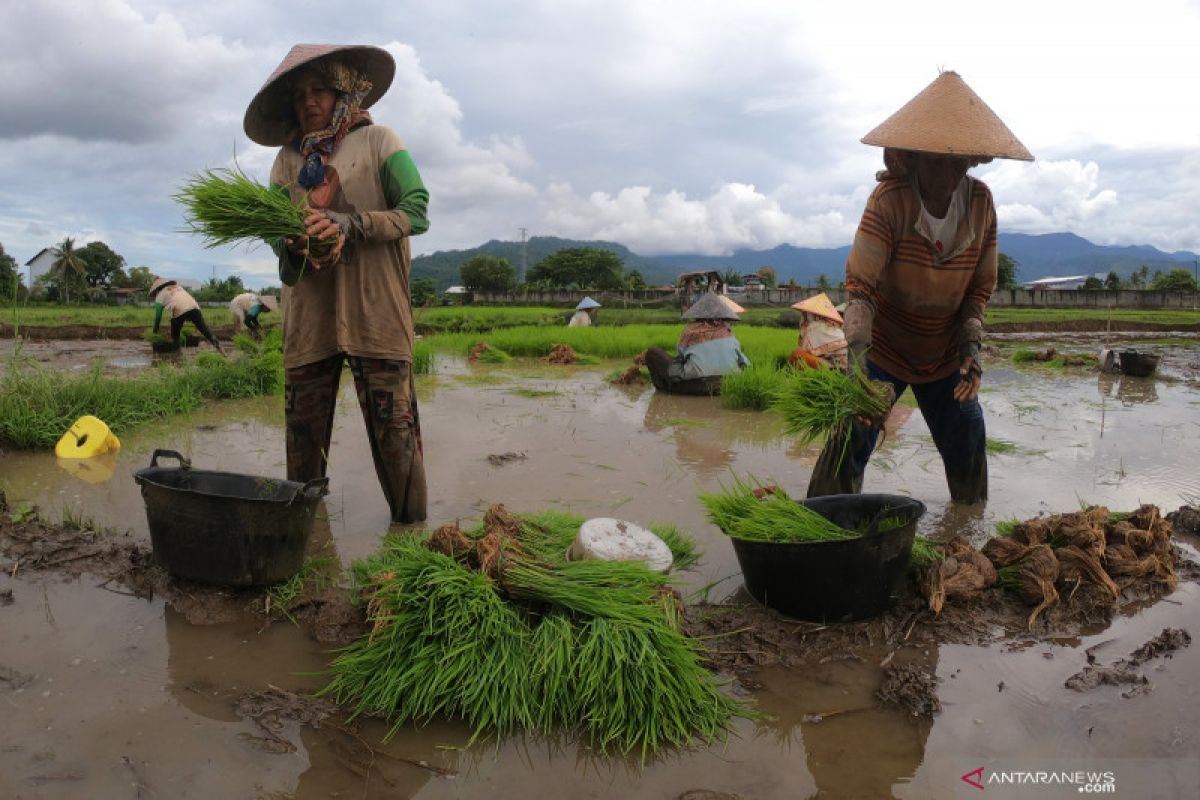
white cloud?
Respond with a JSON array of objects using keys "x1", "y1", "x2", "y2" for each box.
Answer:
[
  {"x1": 984, "y1": 159, "x2": 1119, "y2": 233},
  {"x1": 541, "y1": 182, "x2": 853, "y2": 255},
  {"x1": 0, "y1": 0, "x2": 249, "y2": 143}
]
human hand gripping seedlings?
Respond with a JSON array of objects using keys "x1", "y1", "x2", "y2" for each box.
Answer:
[{"x1": 285, "y1": 209, "x2": 346, "y2": 270}]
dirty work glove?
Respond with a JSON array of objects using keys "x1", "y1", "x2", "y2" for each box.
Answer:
[
  {"x1": 954, "y1": 357, "x2": 982, "y2": 402},
  {"x1": 846, "y1": 342, "x2": 870, "y2": 376},
  {"x1": 321, "y1": 209, "x2": 365, "y2": 242}
]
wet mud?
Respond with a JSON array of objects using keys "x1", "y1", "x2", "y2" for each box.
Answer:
[{"x1": 4, "y1": 343, "x2": 1200, "y2": 798}]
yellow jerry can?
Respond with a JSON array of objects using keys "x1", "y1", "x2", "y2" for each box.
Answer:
[{"x1": 54, "y1": 415, "x2": 121, "y2": 459}]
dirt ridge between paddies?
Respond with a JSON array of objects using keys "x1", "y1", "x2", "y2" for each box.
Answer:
[{"x1": 0, "y1": 323, "x2": 242, "y2": 341}]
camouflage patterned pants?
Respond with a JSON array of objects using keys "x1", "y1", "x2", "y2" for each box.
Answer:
[{"x1": 284, "y1": 354, "x2": 427, "y2": 523}]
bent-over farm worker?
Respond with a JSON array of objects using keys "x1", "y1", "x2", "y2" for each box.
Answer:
[{"x1": 148, "y1": 277, "x2": 224, "y2": 354}]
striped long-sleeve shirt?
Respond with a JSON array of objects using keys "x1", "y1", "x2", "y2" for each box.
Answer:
[{"x1": 844, "y1": 174, "x2": 997, "y2": 384}]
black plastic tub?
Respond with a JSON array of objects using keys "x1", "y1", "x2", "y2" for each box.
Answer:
[
  {"x1": 133, "y1": 449, "x2": 328, "y2": 586},
  {"x1": 1119, "y1": 350, "x2": 1159, "y2": 378},
  {"x1": 729, "y1": 494, "x2": 926, "y2": 622}
]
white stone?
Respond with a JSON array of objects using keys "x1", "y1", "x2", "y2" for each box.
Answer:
[{"x1": 568, "y1": 518, "x2": 674, "y2": 573}]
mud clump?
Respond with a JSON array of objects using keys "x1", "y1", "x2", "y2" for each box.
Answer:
[
  {"x1": 876, "y1": 663, "x2": 940, "y2": 717},
  {"x1": 612, "y1": 364, "x2": 646, "y2": 385},
  {"x1": 486, "y1": 451, "x2": 528, "y2": 467},
  {"x1": 236, "y1": 685, "x2": 339, "y2": 753},
  {"x1": 1166, "y1": 506, "x2": 1200, "y2": 538},
  {"x1": 1, "y1": 588, "x2": 12, "y2": 606},
  {"x1": 1065, "y1": 627, "x2": 1191, "y2": 697}
]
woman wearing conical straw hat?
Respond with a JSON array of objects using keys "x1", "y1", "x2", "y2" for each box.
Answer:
[
  {"x1": 568, "y1": 296, "x2": 601, "y2": 327},
  {"x1": 643, "y1": 293, "x2": 750, "y2": 395},
  {"x1": 788, "y1": 292, "x2": 848, "y2": 371},
  {"x1": 807, "y1": 71, "x2": 1033, "y2": 504},
  {"x1": 244, "y1": 44, "x2": 430, "y2": 523}
]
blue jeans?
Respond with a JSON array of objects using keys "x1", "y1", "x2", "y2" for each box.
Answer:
[{"x1": 806, "y1": 361, "x2": 988, "y2": 504}]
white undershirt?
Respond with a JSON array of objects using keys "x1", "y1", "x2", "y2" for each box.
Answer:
[{"x1": 919, "y1": 178, "x2": 968, "y2": 256}]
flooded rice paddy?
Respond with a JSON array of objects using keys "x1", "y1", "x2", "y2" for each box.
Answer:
[{"x1": 2, "y1": 335, "x2": 1199, "y2": 799}]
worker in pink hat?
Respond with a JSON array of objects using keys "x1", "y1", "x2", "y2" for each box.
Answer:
[
  {"x1": 244, "y1": 44, "x2": 429, "y2": 523},
  {"x1": 787, "y1": 292, "x2": 848, "y2": 371},
  {"x1": 808, "y1": 71, "x2": 1033, "y2": 504}
]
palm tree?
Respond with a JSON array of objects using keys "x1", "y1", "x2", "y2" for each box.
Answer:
[{"x1": 51, "y1": 237, "x2": 86, "y2": 304}]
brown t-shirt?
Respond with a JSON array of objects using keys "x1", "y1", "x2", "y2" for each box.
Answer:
[{"x1": 271, "y1": 126, "x2": 419, "y2": 369}]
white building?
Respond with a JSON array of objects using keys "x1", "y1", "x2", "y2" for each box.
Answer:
[
  {"x1": 24, "y1": 248, "x2": 57, "y2": 287},
  {"x1": 1024, "y1": 275, "x2": 1097, "y2": 290}
]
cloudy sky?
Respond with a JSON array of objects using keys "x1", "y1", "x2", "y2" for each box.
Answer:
[{"x1": 4, "y1": 0, "x2": 1200, "y2": 286}]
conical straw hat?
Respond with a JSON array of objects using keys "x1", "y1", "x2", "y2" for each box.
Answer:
[
  {"x1": 861, "y1": 71, "x2": 1033, "y2": 162},
  {"x1": 791, "y1": 292, "x2": 843, "y2": 324},
  {"x1": 717, "y1": 295, "x2": 745, "y2": 315},
  {"x1": 682, "y1": 292, "x2": 739, "y2": 321},
  {"x1": 575, "y1": 296, "x2": 601, "y2": 310},
  {"x1": 259, "y1": 294, "x2": 279, "y2": 312},
  {"x1": 147, "y1": 277, "x2": 176, "y2": 298},
  {"x1": 244, "y1": 44, "x2": 396, "y2": 146}
]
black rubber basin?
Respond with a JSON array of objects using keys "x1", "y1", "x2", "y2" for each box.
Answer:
[
  {"x1": 133, "y1": 449, "x2": 328, "y2": 586},
  {"x1": 729, "y1": 493, "x2": 926, "y2": 622}
]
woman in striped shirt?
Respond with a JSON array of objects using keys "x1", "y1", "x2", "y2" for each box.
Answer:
[{"x1": 807, "y1": 72, "x2": 1033, "y2": 504}]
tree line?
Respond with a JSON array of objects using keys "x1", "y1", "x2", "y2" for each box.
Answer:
[{"x1": 0, "y1": 237, "x2": 275, "y2": 303}]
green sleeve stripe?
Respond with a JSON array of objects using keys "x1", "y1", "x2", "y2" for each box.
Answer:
[
  {"x1": 153, "y1": 303, "x2": 164, "y2": 332},
  {"x1": 381, "y1": 150, "x2": 430, "y2": 235}
]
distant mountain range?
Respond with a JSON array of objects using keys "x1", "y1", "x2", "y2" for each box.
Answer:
[{"x1": 412, "y1": 232, "x2": 1200, "y2": 289}]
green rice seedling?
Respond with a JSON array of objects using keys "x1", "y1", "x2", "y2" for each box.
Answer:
[
  {"x1": 909, "y1": 537, "x2": 943, "y2": 569},
  {"x1": 994, "y1": 518, "x2": 1019, "y2": 537},
  {"x1": 412, "y1": 342, "x2": 435, "y2": 375},
  {"x1": 175, "y1": 165, "x2": 330, "y2": 257},
  {"x1": 473, "y1": 343, "x2": 513, "y2": 363},
  {"x1": 721, "y1": 363, "x2": 787, "y2": 411},
  {"x1": 771, "y1": 365, "x2": 892, "y2": 446},
  {"x1": 986, "y1": 437, "x2": 1019, "y2": 455},
  {"x1": 265, "y1": 557, "x2": 337, "y2": 623},
  {"x1": 510, "y1": 388, "x2": 560, "y2": 399},
  {"x1": 1010, "y1": 348, "x2": 1040, "y2": 364},
  {"x1": 502, "y1": 559, "x2": 673, "y2": 627},
  {"x1": 323, "y1": 541, "x2": 535, "y2": 740},
  {"x1": 648, "y1": 522, "x2": 700, "y2": 571},
  {"x1": 698, "y1": 475, "x2": 855, "y2": 543}
]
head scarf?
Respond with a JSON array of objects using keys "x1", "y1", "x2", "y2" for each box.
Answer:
[{"x1": 295, "y1": 60, "x2": 375, "y2": 188}]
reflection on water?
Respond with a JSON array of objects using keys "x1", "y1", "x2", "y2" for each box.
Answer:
[{"x1": 3, "y1": 347, "x2": 1200, "y2": 799}]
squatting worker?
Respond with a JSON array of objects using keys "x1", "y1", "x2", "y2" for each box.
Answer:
[
  {"x1": 244, "y1": 43, "x2": 430, "y2": 523},
  {"x1": 788, "y1": 292, "x2": 848, "y2": 371},
  {"x1": 568, "y1": 296, "x2": 601, "y2": 327},
  {"x1": 229, "y1": 291, "x2": 276, "y2": 336},
  {"x1": 644, "y1": 292, "x2": 750, "y2": 395},
  {"x1": 807, "y1": 71, "x2": 1034, "y2": 504},
  {"x1": 148, "y1": 277, "x2": 224, "y2": 354}
]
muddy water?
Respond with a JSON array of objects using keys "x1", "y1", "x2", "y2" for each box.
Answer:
[{"x1": 3, "y1": 346, "x2": 1200, "y2": 798}]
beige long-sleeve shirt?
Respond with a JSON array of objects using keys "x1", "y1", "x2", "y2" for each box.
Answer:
[{"x1": 270, "y1": 124, "x2": 429, "y2": 369}]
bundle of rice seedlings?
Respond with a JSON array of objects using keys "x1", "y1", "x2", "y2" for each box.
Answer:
[
  {"x1": 698, "y1": 477, "x2": 854, "y2": 543},
  {"x1": 325, "y1": 513, "x2": 746, "y2": 757},
  {"x1": 981, "y1": 535, "x2": 1033, "y2": 569},
  {"x1": 1056, "y1": 544, "x2": 1120, "y2": 600},
  {"x1": 770, "y1": 365, "x2": 893, "y2": 446},
  {"x1": 175, "y1": 165, "x2": 331, "y2": 256},
  {"x1": 997, "y1": 544, "x2": 1060, "y2": 628},
  {"x1": 469, "y1": 341, "x2": 512, "y2": 364},
  {"x1": 922, "y1": 536, "x2": 997, "y2": 613}
]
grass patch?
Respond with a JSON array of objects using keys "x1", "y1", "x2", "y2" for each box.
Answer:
[
  {"x1": 0, "y1": 337, "x2": 283, "y2": 450},
  {"x1": 2, "y1": 303, "x2": 245, "y2": 329},
  {"x1": 986, "y1": 437, "x2": 1019, "y2": 455},
  {"x1": 412, "y1": 342, "x2": 435, "y2": 375},
  {"x1": 510, "y1": 388, "x2": 561, "y2": 399},
  {"x1": 264, "y1": 557, "x2": 337, "y2": 623}
]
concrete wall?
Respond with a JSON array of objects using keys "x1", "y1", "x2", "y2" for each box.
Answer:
[{"x1": 470, "y1": 287, "x2": 1200, "y2": 310}]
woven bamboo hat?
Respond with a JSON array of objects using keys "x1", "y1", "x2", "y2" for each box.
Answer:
[
  {"x1": 244, "y1": 44, "x2": 396, "y2": 146},
  {"x1": 259, "y1": 294, "x2": 279, "y2": 312},
  {"x1": 861, "y1": 71, "x2": 1033, "y2": 162},
  {"x1": 791, "y1": 292, "x2": 843, "y2": 324},
  {"x1": 575, "y1": 296, "x2": 602, "y2": 310},
  {"x1": 147, "y1": 277, "x2": 176, "y2": 298},
  {"x1": 717, "y1": 295, "x2": 746, "y2": 315},
  {"x1": 682, "y1": 293, "x2": 739, "y2": 321}
]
